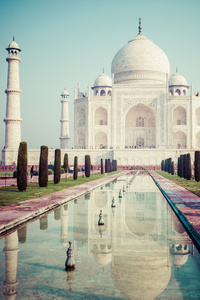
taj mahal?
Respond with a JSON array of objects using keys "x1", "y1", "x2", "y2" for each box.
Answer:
[{"x1": 2, "y1": 20, "x2": 200, "y2": 166}]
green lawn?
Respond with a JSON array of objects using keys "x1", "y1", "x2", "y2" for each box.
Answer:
[
  {"x1": 155, "y1": 171, "x2": 200, "y2": 197},
  {"x1": 0, "y1": 172, "x2": 119, "y2": 207}
]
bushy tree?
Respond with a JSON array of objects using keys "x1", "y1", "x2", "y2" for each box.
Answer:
[
  {"x1": 17, "y1": 142, "x2": 27, "y2": 192},
  {"x1": 39, "y1": 145, "x2": 48, "y2": 187},
  {"x1": 54, "y1": 149, "x2": 61, "y2": 184},
  {"x1": 64, "y1": 153, "x2": 68, "y2": 173},
  {"x1": 85, "y1": 155, "x2": 91, "y2": 177},
  {"x1": 195, "y1": 151, "x2": 200, "y2": 182},
  {"x1": 101, "y1": 159, "x2": 104, "y2": 174},
  {"x1": 73, "y1": 156, "x2": 78, "y2": 180}
]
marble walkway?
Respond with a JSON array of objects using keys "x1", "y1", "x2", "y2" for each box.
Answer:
[
  {"x1": 149, "y1": 171, "x2": 200, "y2": 252},
  {"x1": 0, "y1": 171, "x2": 128, "y2": 235}
]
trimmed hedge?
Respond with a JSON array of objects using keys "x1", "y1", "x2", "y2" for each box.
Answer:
[
  {"x1": 54, "y1": 149, "x2": 61, "y2": 184},
  {"x1": 85, "y1": 155, "x2": 91, "y2": 178},
  {"x1": 17, "y1": 141, "x2": 27, "y2": 192},
  {"x1": 39, "y1": 145, "x2": 48, "y2": 187},
  {"x1": 195, "y1": 151, "x2": 200, "y2": 182},
  {"x1": 73, "y1": 156, "x2": 78, "y2": 180}
]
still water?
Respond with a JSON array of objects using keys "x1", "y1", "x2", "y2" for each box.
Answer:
[{"x1": 0, "y1": 172, "x2": 200, "y2": 300}]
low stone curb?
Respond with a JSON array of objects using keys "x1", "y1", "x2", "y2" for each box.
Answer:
[{"x1": 149, "y1": 171, "x2": 200, "y2": 252}]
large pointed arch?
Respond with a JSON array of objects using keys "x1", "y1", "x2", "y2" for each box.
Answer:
[
  {"x1": 95, "y1": 107, "x2": 108, "y2": 125},
  {"x1": 95, "y1": 131, "x2": 107, "y2": 148},
  {"x1": 173, "y1": 106, "x2": 186, "y2": 125},
  {"x1": 125, "y1": 104, "x2": 156, "y2": 148},
  {"x1": 173, "y1": 131, "x2": 187, "y2": 148}
]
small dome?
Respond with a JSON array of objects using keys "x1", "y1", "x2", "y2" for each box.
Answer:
[
  {"x1": 169, "y1": 72, "x2": 187, "y2": 86},
  {"x1": 6, "y1": 38, "x2": 21, "y2": 52},
  {"x1": 92, "y1": 73, "x2": 112, "y2": 88},
  {"x1": 111, "y1": 33, "x2": 170, "y2": 84},
  {"x1": 61, "y1": 89, "x2": 69, "y2": 96}
]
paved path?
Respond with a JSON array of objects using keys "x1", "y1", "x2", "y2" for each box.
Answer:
[
  {"x1": 0, "y1": 171, "x2": 128, "y2": 235},
  {"x1": 149, "y1": 171, "x2": 200, "y2": 251}
]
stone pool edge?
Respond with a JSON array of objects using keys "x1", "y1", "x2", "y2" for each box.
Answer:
[
  {"x1": 0, "y1": 171, "x2": 129, "y2": 235},
  {"x1": 149, "y1": 171, "x2": 200, "y2": 252}
]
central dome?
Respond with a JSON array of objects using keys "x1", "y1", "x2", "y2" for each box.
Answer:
[{"x1": 111, "y1": 33, "x2": 170, "y2": 84}]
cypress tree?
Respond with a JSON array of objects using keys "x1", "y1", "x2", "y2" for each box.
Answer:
[
  {"x1": 105, "y1": 159, "x2": 108, "y2": 173},
  {"x1": 183, "y1": 154, "x2": 187, "y2": 179},
  {"x1": 180, "y1": 155, "x2": 183, "y2": 178},
  {"x1": 177, "y1": 157, "x2": 180, "y2": 177},
  {"x1": 64, "y1": 153, "x2": 68, "y2": 173},
  {"x1": 101, "y1": 159, "x2": 104, "y2": 174},
  {"x1": 171, "y1": 161, "x2": 174, "y2": 175},
  {"x1": 164, "y1": 159, "x2": 167, "y2": 172},
  {"x1": 107, "y1": 159, "x2": 111, "y2": 173},
  {"x1": 168, "y1": 158, "x2": 172, "y2": 173},
  {"x1": 115, "y1": 160, "x2": 117, "y2": 171},
  {"x1": 54, "y1": 149, "x2": 61, "y2": 184},
  {"x1": 195, "y1": 151, "x2": 200, "y2": 182},
  {"x1": 85, "y1": 155, "x2": 91, "y2": 178},
  {"x1": 17, "y1": 141, "x2": 27, "y2": 192},
  {"x1": 39, "y1": 145, "x2": 48, "y2": 187},
  {"x1": 186, "y1": 153, "x2": 191, "y2": 180},
  {"x1": 73, "y1": 156, "x2": 78, "y2": 180}
]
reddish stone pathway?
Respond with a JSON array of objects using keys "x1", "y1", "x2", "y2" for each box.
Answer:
[
  {"x1": 149, "y1": 171, "x2": 200, "y2": 251},
  {"x1": 0, "y1": 171, "x2": 128, "y2": 234}
]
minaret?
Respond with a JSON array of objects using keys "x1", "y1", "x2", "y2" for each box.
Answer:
[
  {"x1": 4, "y1": 37, "x2": 22, "y2": 149},
  {"x1": 59, "y1": 89, "x2": 70, "y2": 149}
]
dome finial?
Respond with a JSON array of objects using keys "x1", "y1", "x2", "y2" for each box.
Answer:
[
  {"x1": 176, "y1": 67, "x2": 178, "y2": 73},
  {"x1": 103, "y1": 68, "x2": 104, "y2": 73},
  {"x1": 13, "y1": 36, "x2": 15, "y2": 41},
  {"x1": 138, "y1": 17, "x2": 142, "y2": 34}
]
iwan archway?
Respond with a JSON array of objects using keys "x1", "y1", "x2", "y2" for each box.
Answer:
[{"x1": 125, "y1": 104, "x2": 156, "y2": 148}]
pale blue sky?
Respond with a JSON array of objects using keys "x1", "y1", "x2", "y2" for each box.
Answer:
[{"x1": 0, "y1": 0, "x2": 200, "y2": 151}]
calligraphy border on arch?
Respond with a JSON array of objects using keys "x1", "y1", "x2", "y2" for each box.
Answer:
[{"x1": 123, "y1": 98, "x2": 157, "y2": 111}]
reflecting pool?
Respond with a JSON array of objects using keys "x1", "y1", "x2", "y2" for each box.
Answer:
[{"x1": 0, "y1": 171, "x2": 200, "y2": 299}]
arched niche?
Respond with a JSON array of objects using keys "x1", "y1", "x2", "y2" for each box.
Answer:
[
  {"x1": 175, "y1": 89, "x2": 181, "y2": 96},
  {"x1": 95, "y1": 107, "x2": 108, "y2": 125},
  {"x1": 196, "y1": 107, "x2": 200, "y2": 126},
  {"x1": 173, "y1": 106, "x2": 186, "y2": 125},
  {"x1": 95, "y1": 131, "x2": 107, "y2": 148},
  {"x1": 78, "y1": 132, "x2": 85, "y2": 148},
  {"x1": 173, "y1": 131, "x2": 187, "y2": 148},
  {"x1": 125, "y1": 104, "x2": 156, "y2": 148},
  {"x1": 100, "y1": 89, "x2": 106, "y2": 96},
  {"x1": 196, "y1": 132, "x2": 200, "y2": 147},
  {"x1": 78, "y1": 108, "x2": 85, "y2": 126}
]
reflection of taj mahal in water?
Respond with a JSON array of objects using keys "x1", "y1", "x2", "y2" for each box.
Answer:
[{"x1": 1, "y1": 173, "x2": 195, "y2": 299}]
